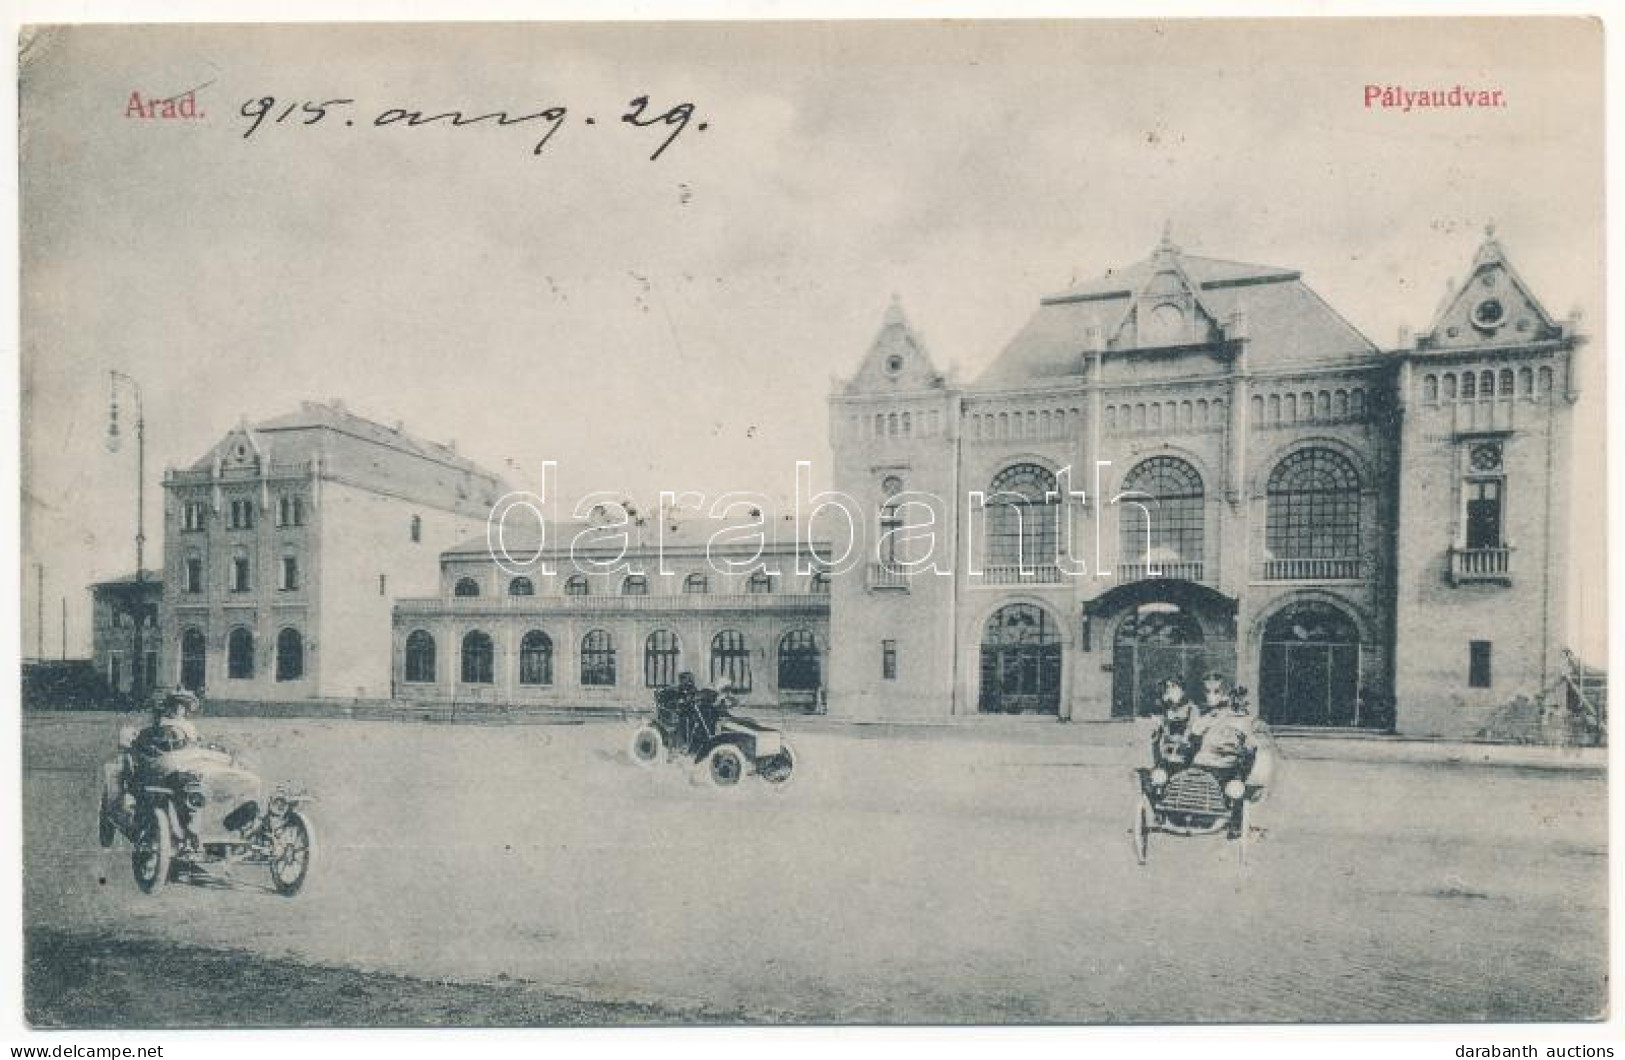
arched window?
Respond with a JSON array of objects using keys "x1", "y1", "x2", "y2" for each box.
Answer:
[
  {"x1": 778, "y1": 629, "x2": 821, "y2": 692},
  {"x1": 1461, "y1": 371, "x2": 1476, "y2": 400},
  {"x1": 405, "y1": 630, "x2": 436, "y2": 683},
  {"x1": 581, "y1": 630, "x2": 616, "y2": 686},
  {"x1": 747, "y1": 571, "x2": 775, "y2": 594},
  {"x1": 519, "y1": 630, "x2": 552, "y2": 686},
  {"x1": 1423, "y1": 375, "x2": 1439, "y2": 403},
  {"x1": 985, "y1": 463, "x2": 1058, "y2": 567},
  {"x1": 564, "y1": 574, "x2": 590, "y2": 596},
  {"x1": 454, "y1": 577, "x2": 480, "y2": 598},
  {"x1": 622, "y1": 574, "x2": 649, "y2": 595},
  {"x1": 1119, "y1": 457, "x2": 1204, "y2": 570},
  {"x1": 1479, "y1": 370, "x2": 1495, "y2": 398},
  {"x1": 1498, "y1": 368, "x2": 1514, "y2": 396},
  {"x1": 227, "y1": 627, "x2": 254, "y2": 679},
  {"x1": 711, "y1": 630, "x2": 752, "y2": 691},
  {"x1": 460, "y1": 630, "x2": 494, "y2": 684},
  {"x1": 509, "y1": 576, "x2": 535, "y2": 596},
  {"x1": 683, "y1": 572, "x2": 710, "y2": 594},
  {"x1": 180, "y1": 627, "x2": 206, "y2": 692},
  {"x1": 979, "y1": 604, "x2": 1062, "y2": 715},
  {"x1": 1519, "y1": 366, "x2": 1534, "y2": 397},
  {"x1": 275, "y1": 628, "x2": 304, "y2": 682},
  {"x1": 810, "y1": 571, "x2": 831, "y2": 594},
  {"x1": 645, "y1": 630, "x2": 681, "y2": 688},
  {"x1": 1266, "y1": 448, "x2": 1362, "y2": 559},
  {"x1": 1443, "y1": 373, "x2": 1458, "y2": 400}
]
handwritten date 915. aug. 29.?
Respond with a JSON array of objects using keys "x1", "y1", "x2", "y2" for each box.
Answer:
[{"x1": 237, "y1": 95, "x2": 707, "y2": 161}]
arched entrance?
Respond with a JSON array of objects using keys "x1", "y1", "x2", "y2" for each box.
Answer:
[
  {"x1": 179, "y1": 628, "x2": 206, "y2": 692},
  {"x1": 1112, "y1": 604, "x2": 1231, "y2": 718},
  {"x1": 979, "y1": 603, "x2": 1062, "y2": 715},
  {"x1": 778, "y1": 629, "x2": 822, "y2": 710},
  {"x1": 1259, "y1": 600, "x2": 1363, "y2": 726}
]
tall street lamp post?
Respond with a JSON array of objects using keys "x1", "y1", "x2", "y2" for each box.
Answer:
[{"x1": 106, "y1": 370, "x2": 148, "y2": 696}]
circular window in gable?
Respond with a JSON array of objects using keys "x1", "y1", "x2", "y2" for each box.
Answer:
[
  {"x1": 1473, "y1": 298, "x2": 1505, "y2": 331},
  {"x1": 885, "y1": 354, "x2": 905, "y2": 376}
]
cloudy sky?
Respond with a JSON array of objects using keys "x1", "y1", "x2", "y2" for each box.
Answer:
[{"x1": 19, "y1": 18, "x2": 1604, "y2": 656}]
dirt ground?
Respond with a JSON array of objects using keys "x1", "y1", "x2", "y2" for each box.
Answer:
[{"x1": 22, "y1": 713, "x2": 1609, "y2": 1026}]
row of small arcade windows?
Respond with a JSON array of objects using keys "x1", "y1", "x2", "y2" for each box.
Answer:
[
  {"x1": 450, "y1": 570, "x2": 832, "y2": 598},
  {"x1": 1420, "y1": 365, "x2": 1554, "y2": 405}
]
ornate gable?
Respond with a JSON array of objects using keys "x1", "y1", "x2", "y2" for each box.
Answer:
[
  {"x1": 1423, "y1": 226, "x2": 1560, "y2": 350},
  {"x1": 1112, "y1": 227, "x2": 1223, "y2": 350},
  {"x1": 214, "y1": 418, "x2": 267, "y2": 473},
  {"x1": 843, "y1": 296, "x2": 947, "y2": 394}
]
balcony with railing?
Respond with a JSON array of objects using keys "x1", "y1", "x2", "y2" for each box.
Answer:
[
  {"x1": 395, "y1": 592, "x2": 829, "y2": 615},
  {"x1": 1261, "y1": 557, "x2": 1363, "y2": 582},
  {"x1": 980, "y1": 564, "x2": 1064, "y2": 585},
  {"x1": 1449, "y1": 546, "x2": 1512, "y2": 585},
  {"x1": 867, "y1": 563, "x2": 912, "y2": 591},
  {"x1": 1116, "y1": 561, "x2": 1205, "y2": 584}
]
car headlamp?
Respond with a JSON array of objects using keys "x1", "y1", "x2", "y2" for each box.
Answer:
[
  {"x1": 1150, "y1": 768, "x2": 1169, "y2": 787},
  {"x1": 1223, "y1": 778, "x2": 1247, "y2": 800},
  {"x1": 183, "y1": 785, "x2": 207, "y2": 810}
]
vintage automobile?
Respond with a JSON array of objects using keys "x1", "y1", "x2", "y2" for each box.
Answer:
[
  {"x1": 1131, "y1": 691, "x2": 1278, "y2": 866},
  {"x1": 98, "y1": 711, "x2": 316, "y2": 895},
  {"x1": 629, "y1": 682, "x2": 797, "y2": 788}
]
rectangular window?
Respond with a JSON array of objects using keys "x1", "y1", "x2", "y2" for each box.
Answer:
[
  {"x1": 185, "y1": 558, "x2": 204, "y2": 594},
  {"x1": 1465, "y1": 480, "x2": 1505, "y2": 550},
  {"x1": 232, "y1": 557, "x2": 251, "y2": 593},
  {"x1": 279, "y1": 556, "x2": 299, "y2": 591},
  {"x1": 182, "y1": 501, "x2": 207, "y2": 532},
  {"x1": 229, "y1": 499, "x2": 256, "y2": 530},
  {"x1": 1469, "y1": 640, "x2": 1492, "y2": 689},
  {"x1": 882, "y1": 639, "x2": 897, "y2": 681},
  {"x1": 144, "y1": 650, "x2": 157, "y2": 690},
  {"x1": 108, "y1": 653, "x2": 122, "y2": 692},
  {"x1": 378, "y1": 574, "x2": 387, "y2": 597}
]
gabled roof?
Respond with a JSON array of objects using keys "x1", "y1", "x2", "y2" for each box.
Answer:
[
  {"x1": 186, "y1": 401, "x2": 507, "y2": 516},
  {"x1": 1418, "y1": 226, "x2": 1563, "y2": 351},
  {"x1": 840, "y1": 296, "x2": 947, "y2": 394},
  {"x1": 976, "y1": 235, "x2": 1377, "y2": 386},
  {"x1": 90, "y1": 569, "x2": 163, "y2": 589}
]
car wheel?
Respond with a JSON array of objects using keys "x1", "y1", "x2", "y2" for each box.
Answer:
[
  {"x1": 705, "y1": 744, "x2": 747, "y2": 789},
  {"x1": 97, "y1": 779, "x2": 117, "y2": 849},
  {"x1": 270, "y1": 811, "x2": 316, "y2": 896},
  {"x1": 758, "y1": 743, "x2": 796, "y2": 787},
  {"x1": 629, "y1": 725, "x2": 664, "y2": 768},
  {"x1": 131, "y1": 804, "x2": 170, "y2": 894}
]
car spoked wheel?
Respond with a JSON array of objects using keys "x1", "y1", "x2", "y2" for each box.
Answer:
[
  {"x1": 97, "y1": 780, "x2": 117, "y2": 849},
  {"x1": 1132, "y1": 797, "x2": 1153, "y2": 866},
  {"x1": 757, "y1": 743, "x2": 796, "y2": 788},
  {"x1": 131, "y1": 805, "x2": 170, "y2": 894},
  {"x1": 629, "y1": 725, "x2": 664, "y2": 768},
  {"x1": 269, "y1": 811, "x2": 315, "y2": 896},
  {"x1": 705, "y1": 744, "x2": 747, "y2": 789}
]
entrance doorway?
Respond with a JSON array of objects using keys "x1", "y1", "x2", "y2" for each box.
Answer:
[
  {"x1": 1259, "y1": 601, "x2": 1363, "y2": 726},
  {"x1": 1112, "y1": 603, "x2": 1234, "y2": 717},
  {"x1": 979, "y1": 604, "x2": 1062, "y2": 715}
]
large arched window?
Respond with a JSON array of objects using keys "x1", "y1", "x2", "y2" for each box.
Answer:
[
  {"x1": 683, "y1": 572, "x2": 710, "y2": 594},
  {"x1": 519, "y1": 630, "x2": 552, "y2": 685},
  {"x1": 1266, "y1": 448, "x2": 1362, "y2": 562},
  {"x1": 461, "y1": 630, "x2": 494, "y2": 684},
  {"x1": 710, "y1": 630, "x2": 752, "y2": 691},
  {"x1": 275, "y1": 628, "x2": 304, "y2": 682},
  {"x1": 746, "y1": 571, "x2": 775, "y2": 594},
  {"x1": 985, "y1": 463, "x2": 1058, "y2": 568},
  {"x1": 180, "y1": 627, "x2": 206, "y2": 691},
  {"x1": 622, "y1": 574, "x2": 649, "y2": 596},
  {"x1": 508, "y1": 577, "x2": 535, "y2": 596},
  {"x1": 405, "y1": 630, "x2": 436, "y2": 683},
  {"x1": 564, "y1": 574, "x2": 590, "y2": 596},
  {"x1": 227, "y1": 627, "x2": 254, "y2": 680},
  {"x1": 1119, "y1": 457, "x2": 1204, "y2": 573},
  {"x1": 645, "y1": 630, "x2": 681, "y2": 688},
  {"x1": 581, "y1": 630, "x2": 616, "y2": 686},
  {"x1": 778, "y1": 629, "x2": 821, "y2": 691},
  {"x1": 454, "y1": 577, "x2": 480, "y2": 598}
]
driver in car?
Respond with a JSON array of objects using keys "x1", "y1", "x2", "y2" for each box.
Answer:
[
  {"x1": 132, "y1": 688, "x2": 200, "y2": 760},
  {"x1": 1151, "y1": 677, "x2": 1195, "y2": 770}
]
